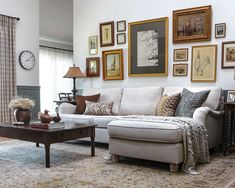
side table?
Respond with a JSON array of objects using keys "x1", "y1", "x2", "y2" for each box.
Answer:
[{"x1": 223, "y1": 102, "x2": 235, "y2": 156}]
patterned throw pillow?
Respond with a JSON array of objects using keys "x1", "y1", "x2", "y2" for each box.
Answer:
[
  {"x1": 155, "y1": 93, "x2": 181, "y2": 116},
  {"x1": 175, "y1": 88, "x2": 210, "y2": 118},
  {"x1": 75, "y1": 94, "x2": 100, "y2": 114},
  {"x1": 83, "y1": 101, "x2": 113, "y2": 115}
]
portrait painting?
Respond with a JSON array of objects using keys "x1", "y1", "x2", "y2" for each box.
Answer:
[
  {"x1": 173, "y1": 48, "x2": 188, "y2": 61},
  {"x1": 215, "y1": 23, "x2": 226, "y2": 38},
  {"x1": 222, "y1": 41, "x2": 235, "y2": 68},
  {"x1": 86, "y1": 57, "x2": 100, "y2": 77},
  {"x1": 227, "y1": 91, "x2": 235, "y2": 103},
  {"x1": 191, "y1": 45, "x2": 217, "y2": 82},
  {"x1": 100, "y1": 21, "x2": 114, "y2": 47},
  {"x1": 102, "y1": 49, "x2": 123, "y2": 80}
]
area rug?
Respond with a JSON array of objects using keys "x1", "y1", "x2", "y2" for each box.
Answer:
[{"x1": 0, "y1": 140, "x2": 234, "y2": 188}]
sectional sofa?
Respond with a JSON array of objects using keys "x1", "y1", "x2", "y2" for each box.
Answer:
[{"x1": 59, "y1": 86, "x2": 223, "y2": 172}]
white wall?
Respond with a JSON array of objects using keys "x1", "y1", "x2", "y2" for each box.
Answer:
[
  {"x1": 74, "y1": 0, "x2": 235, "y2": 90},
  {"x1": 0, "y1": 0, "x2": 39, "y2": 86}
]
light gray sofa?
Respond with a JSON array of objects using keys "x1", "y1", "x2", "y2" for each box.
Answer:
[{"x1": 59, "y1": 86, "x2": 223, "y2": 172}]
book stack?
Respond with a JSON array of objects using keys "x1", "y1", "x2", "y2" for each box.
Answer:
[{"x1": 30, "y1": 122, "x2": 65, "y2": 130}]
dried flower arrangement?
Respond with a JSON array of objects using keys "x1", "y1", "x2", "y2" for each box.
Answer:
[{"x1": 8, "y1": 96, "x2": 35, "y2": 110}]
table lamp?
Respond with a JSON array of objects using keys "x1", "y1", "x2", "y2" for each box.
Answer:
[{"x1": 63, "y1": 64, "x2": 85, "y2": 98}]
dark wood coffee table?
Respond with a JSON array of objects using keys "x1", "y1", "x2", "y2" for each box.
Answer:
[{"x1": 0, "y1": 122, "x2": 96, "y2": 168}]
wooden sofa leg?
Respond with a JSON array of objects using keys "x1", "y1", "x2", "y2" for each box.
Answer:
[
  {"x1": 170, "y1": 164, "x2": 179, "y2": 172},
  {"x1": 112, "y1": 155, "x2": 120, "y2": 163}
]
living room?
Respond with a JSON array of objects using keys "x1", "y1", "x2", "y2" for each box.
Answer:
[{"x1": 0, "y1": 0, "x2": 235, "y2": 187}]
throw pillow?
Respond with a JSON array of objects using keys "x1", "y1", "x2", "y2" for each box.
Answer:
[
  {"x1": 175, "y1": 88, "x2": 210, "y2": 118},
  {"x1": 75, "y1": 94, "x2": 100, "y2": 114},
  {"x1": 83, "y1": 101, "x2": 113, "y2": 115},
  {"x1": 155, "y1": 93, "x2": 181, "y2": 116}
]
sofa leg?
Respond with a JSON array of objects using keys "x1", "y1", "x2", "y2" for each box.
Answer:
[
  {"x1": 112, "y1": 155, "x2": 120, "y2": 163},
  {"x1": 170, "y1": 164, "x2": 179, "y2": 173}
]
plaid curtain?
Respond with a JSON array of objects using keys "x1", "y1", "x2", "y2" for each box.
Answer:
[{"x1": 0, "y1": 16, "x2": 17, "y2": 122}]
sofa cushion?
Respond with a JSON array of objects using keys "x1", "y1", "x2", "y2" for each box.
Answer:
[
  {"x1": 119, "y1": 87, "x2": 163, "y2": 115},
  {"x1": 60, "y1": 114, "x2": 94, "y2": 124},
  {"x1": 155, "y1": 93, "x2": 181, "y2": 116},
  {"x1": 108, "y1": 120, "x2": 182, "y2": 143},
  {"x1": 93, "y1": 116, "x2": 123, "y2": 128},
  {"x1": 175, "y1": 88, "x2": 210, "y2": 118},
  {"x1": 75, "y1": 94, "x2": 100, "y2": 114},
  {"x1": 83, "y1": 101, "x2": 113, "y2": 116},
  {"x1": 163, "y1": 87, "x2": 222, "y2": 111}
]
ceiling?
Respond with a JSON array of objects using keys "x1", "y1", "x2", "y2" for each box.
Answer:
[{"x1": 39, "y1": 0, "x2": 73, "y2": 45}]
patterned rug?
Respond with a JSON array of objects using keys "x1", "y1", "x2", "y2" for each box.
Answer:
[{"x1": 0, "y1": 140, "x2": 234, "y2": 188}]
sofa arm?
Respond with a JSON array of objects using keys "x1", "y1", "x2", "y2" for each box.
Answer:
[
  {"x1": 58, "y1": 102, "x2": 76, "y2": 115},
  {"x1": 193, "y1": 107, "x2": 223, "y2": 126}
]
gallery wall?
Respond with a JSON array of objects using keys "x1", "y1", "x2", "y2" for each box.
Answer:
[
  {"x1": 74, "y1": 0, "x2": 235, "y2": 90},
  {"x1": 0, "y1": 0, "x2": 39, "y2": 86}
]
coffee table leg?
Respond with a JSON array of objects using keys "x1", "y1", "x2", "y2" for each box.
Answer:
[
  {"x1": 36, "y1": 143, "x2": 39, "y2": 147},
  {"x1": 91, "y1": 127, "x2": 95, "y2": 156},
  {"x1": 45, "y1": 144, "x2": 50, "y2": 168}
]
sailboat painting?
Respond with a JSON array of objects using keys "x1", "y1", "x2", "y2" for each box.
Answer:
[{"x1": 137, "y1": 30, "x2": 159, "y2": 67}]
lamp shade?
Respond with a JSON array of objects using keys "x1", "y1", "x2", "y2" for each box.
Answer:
[{"x1": 63, "y1": 66, "x2": 85, "y2": 78}]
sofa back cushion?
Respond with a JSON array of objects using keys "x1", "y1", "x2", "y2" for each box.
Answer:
[
  {"x1": 163, "y1": 87, "x2": 222, "y2": 111},
  {"x1": 82, "y1": 87, "x2": 123, "y2": 115},
  {"x1": 119, "y1": 87, "x2": 163, "y2": 115}
]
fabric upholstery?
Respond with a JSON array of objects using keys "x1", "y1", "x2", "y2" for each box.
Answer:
[
  {"x1": 155, "y1": 93, "x2": 180, "y2": 116},
  {"x1": 119, "y1": 87, "x2": 163, "y2": 115},
  {"x1": 58, "y1": 102, "x2": 76, "y2": 114},
  {"x1": 175, "y1": 88, "x2": 210, "y2": 118},
  {"x1": 75, "y1": 94, "x2": 100, "y2": 114},
  {"x1": 83, "y1": 101, "x2": 113, "y2": 115}
]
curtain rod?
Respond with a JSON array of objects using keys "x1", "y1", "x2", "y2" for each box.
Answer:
[
  {"x1": 0, "y1": 13, "x2": 20, "y2": 21},
  {"x1": 39, "y1": 45, "x2": 73, "y2": 52}
]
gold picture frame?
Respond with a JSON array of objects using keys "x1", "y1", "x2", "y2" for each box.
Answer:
[
  {"x1": 191, "y1": 45, "x2": 217, "y2": 82},
  {"x1": 128, "y1": 17, "x2": 168, "y2": 77},
  {"x1": 102, "y1": 49, "x2": 124, "y2": 80},
  {"x1": 173, "y1": 5, "x2": 211, "y2": 43},
  {"x1": 173, "y1": 64, "x2": 188, "y2": 76},
  {"x1": 173, "y1": 48, "x2": 188, "y2": 61},
  {"x1": 99, "y1": 21, "x2": 114, "y2": 47}
]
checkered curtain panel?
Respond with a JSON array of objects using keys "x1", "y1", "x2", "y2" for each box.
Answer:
[{"x1": 0, "y1": 16, "x2": 17, "y2": 122}]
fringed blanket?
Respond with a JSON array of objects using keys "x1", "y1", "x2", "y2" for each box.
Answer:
[{"x1": 121, "y1": 115, "x2": 210, "y2": 174}]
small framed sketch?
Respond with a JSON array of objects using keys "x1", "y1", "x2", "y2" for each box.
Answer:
[
  {"x1": 117, "y1": 20, "x2": 126, "y2": 32},
  {"x1": 102, "y1": 49, "x2": 124, "y2": 80},
  {"x1": 89, "y1": 36, "x2": 98, "y2": 55},
  {"x1": 86, "y1": 57, "x2": 100, "y2": 77},
  {"x1": 173, "y1": 48, "x2": 188, "y2": 61},
  {"x1": 215, "y1": 23, "x2": 226, "y2": 38},
  {"x1": 117, "y1": 33, "x2": 126, "y2": 44},
  {"x1": 173, "y1": 64, "x2": 188, "y2": 76},
  {"x1": 99, "y1": 21, "x2": 114, "y2": 47},
  {"x1": 227, "y1": 91, "x2": 235, "y2": 103},
  {"x1": 222, "y1": 41, "x2": 235, "y2": 69},
  {"x1": 191, "y1": 45, "x2": 217, "y2": 82}
]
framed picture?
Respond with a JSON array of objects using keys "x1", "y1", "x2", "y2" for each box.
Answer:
[
  {"x1": 117, "y1": 33, "x2": 126, "y2": 44},
  {"x1": 227, "y1": 91, "x2": 235, "y2": 102},
  {"x1": 86, "y1": 57, "x2": 100, "y2": 77},
  {"x1": 89, "y1": 36, "x2": 98, "y2": 55},
  {"x1": 102, "y1": 49, "x2": 124, "y2": 80},
  {"x1": 173, "y1": 5, "x2": 211, "y2": 43},
  {"x1": 191, "y1": 45, "x2": 217, "y2": 82},
  {"x1": 173, "y1": 48, "x2": 188, "y2": 61},
  {"x1": 222, "y1": 41, "x2": 235, "y2": 69},
  {"x1": 128, "y1": 17, "x2": 168, "y2": 77},
  {"x1": 215, "y1": 23, "x2": 226, "y2": 38},
  {"x1": 173, "y1": 64, "x2": 188, "y2": 76},
  {"x1": 99, "y1": 21, "x2": 114, "y2": 47},
  {"x1": 117, "y1": 20, "x2": 126, "y2": 32}
]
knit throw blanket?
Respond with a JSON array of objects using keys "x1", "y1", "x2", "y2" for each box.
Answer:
[{"x1": 121, "y1": 115, "x2": 210, "y2": 175}]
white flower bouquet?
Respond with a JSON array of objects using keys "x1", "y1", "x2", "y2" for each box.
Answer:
[{"x1": 8, "y1": 96, "x2": 35, "y2": 110}]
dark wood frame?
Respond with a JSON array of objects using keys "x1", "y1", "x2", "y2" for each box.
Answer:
[
  {"x1": 173, "y1": 48, "x2": 188, "y2": 61},
  {"x1": 191, "y1": 44, "x2": 217, "y2": 82},
  {"x1": 173, "y1": 5, "x2": 211, "y2": 43},
  {"x1": 222, "y1": 41, "x2": 235, "y2": 69},
  {"x1": 99, "y1": 21, "x2": 114, "y2": 47},
  {"x1": 117, "y1": 33, "x2": 126, "y2": 44},
  {"x1": 128, "y1": 17, "x2": 168, "y2": 77},
  {"x1": 173, "y1": 63, "x2": 188, "y2": 76},
  {"x1": 86, "y1": 57, "x2": 100, "y2": 77},
  {"x1": 117, "y1": 20, "x2": 126, "y2": 32},
  {"x1": 102, "y1": 49, "x2": 124, "y2": 80},
  {"x1": 215, "y1": 23, "x2": 226, "y2": 38}
]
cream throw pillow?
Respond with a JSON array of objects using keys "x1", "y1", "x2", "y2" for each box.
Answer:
[{"x1": 83, "y1": 101, "x2": 113, "y2": 115}]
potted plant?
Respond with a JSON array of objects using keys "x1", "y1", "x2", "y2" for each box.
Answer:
[{"x1": 8, "y1": 96, "x2": 35, "y2": 124}]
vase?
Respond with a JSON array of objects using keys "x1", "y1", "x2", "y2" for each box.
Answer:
[{"x1": 14, "y1": 109, "x2": 31, "y2": 125}]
